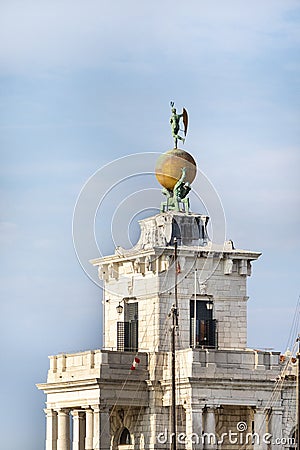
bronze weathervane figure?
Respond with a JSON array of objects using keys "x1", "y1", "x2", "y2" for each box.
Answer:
[{"x1": 170, "y1": 101, "x2": 188, "y2": 149}]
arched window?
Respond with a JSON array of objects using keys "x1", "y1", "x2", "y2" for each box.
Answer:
[{"x1": 119, "y1": 428, "x2": 131, "y2": 445}]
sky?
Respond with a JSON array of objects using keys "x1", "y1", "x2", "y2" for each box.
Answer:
[{"x1": 0, "y1": 1, "x2": 299, "y2": 448}]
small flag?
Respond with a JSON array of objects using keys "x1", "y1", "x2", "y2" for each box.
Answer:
[
  {"x1": 130, "y1": 357, "x2": 140, "y2": 370},
  {"x1": 176, "y1": 261, "x2": 181, "y2": 274}
]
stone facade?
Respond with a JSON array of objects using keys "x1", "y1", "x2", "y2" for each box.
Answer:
[{"x1": 37, "y1": 211, "x2": 297, "y2": 450}]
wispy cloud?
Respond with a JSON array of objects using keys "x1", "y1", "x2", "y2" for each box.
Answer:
[{"x1": 0, "y1": 1, "x2": 299, "y2": 74}]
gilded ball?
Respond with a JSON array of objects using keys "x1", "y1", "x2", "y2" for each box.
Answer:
[{"x1": 155, "y1": 148, "x2": 197, "y2": 191}]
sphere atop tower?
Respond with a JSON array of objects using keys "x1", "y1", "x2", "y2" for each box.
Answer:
[{"x1": 155, "y1": 147, "x2": 197, "y2": 191}]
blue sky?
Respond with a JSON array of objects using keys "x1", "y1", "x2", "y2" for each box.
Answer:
[{"x1": 0, "y1": 1, "x2": 299, "y2": 448}]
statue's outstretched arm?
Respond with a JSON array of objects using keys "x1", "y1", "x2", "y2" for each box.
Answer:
[
  {"x1": 180, "y1": 167, "x2": 186, "y2": 182},
  {"x1": 173, "y1": 167, "x2": 186, "y2": 192}
]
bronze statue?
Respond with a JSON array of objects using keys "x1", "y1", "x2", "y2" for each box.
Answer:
[
  {"x1": 156, "y1": 103, "x2": 194, "y2": 213},
  {"x1": 160, "y1": 167, "x2": 191, "y2": 213},
  {"x1": 170, "y1": 101, "x2": 188, "y2": 149}
]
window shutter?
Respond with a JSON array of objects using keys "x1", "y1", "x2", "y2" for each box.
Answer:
[
  {"x1": 130, "y1": 320, "x2": 138, "y2": 352},
  {"x1": 118, "y1": 302, "x2": 139, "y2": 351},
  {"x1": 125, "y1": 302, "x2": 138, "y2": 321},
  {"x1": 117, "y1": 321, "x2": 125, "y2": 351}
]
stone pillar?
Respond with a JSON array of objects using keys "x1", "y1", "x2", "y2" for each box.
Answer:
[
  {"x1": 269, "y1": 408, "x2": 283, "y2": 450},
  {"x1": 71, "y1": 410, "x2": 85, "y2": 450},
  {"x1": 185, "y1": 406, "x2": 203, "y2": 450},
  {"x1": 92, "y1": 406, "x2": 110, "y2": 450},
  {"x1": 204, "y1": 407, "x2": 216, "y2": 450},
  {"x1": 253, "y1": 407, "x2": 267, "y2": 450},
  {"x1": 45, "y1": 409, "x2": 57, "y2": 450},
  {"x1": 57, "y1": 409, "x2": 70, "y2": 450},
  {"x1": 85, "y1": 409, "x2": 94, "y2": 450}
]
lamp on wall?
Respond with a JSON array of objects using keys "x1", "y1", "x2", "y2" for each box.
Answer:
[
  {"x1": 116, "y1": 302, "x2": 123, "y2": 315},
  {"x1": 206, "y1": 301, "x2": 213, "y2": 310},
  {"x1": 116, "y1": 296, "x2": 137, "y2": 315}
]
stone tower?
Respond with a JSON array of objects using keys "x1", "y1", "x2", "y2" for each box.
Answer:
[
  {"x1": 37, "y1": 144, "x2": 296, "y2": 449},
  {"x1": 92, "y1": 211, "x2": 260, "y2": 354}
]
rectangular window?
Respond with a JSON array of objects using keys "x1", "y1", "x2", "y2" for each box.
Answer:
[
  {"x1": 117, "y1": 302, "x2": 138, "y2": 352},
  {"x1": 190, "y1": 299, "x2": 217, "y2": 348}
]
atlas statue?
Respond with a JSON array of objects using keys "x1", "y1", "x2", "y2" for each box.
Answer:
[
  {"x1": 160, "y1": 167, "x2": 191, "y2": 213},
  {"x1": 170, "y1": 101, "x2": 188, "y2": 149}
]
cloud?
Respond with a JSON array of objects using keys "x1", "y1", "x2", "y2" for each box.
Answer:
[{"x1": 0, "y1": 0, "x2": 299, "y2": 74}]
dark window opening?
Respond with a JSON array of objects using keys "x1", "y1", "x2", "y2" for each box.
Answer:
[
  {"x1": 117, "y1": 302, "x2": 138, "y2": 352},
  {"x1": 190, "y1": 299, "x2": 217, "y2": 348},
  {"x1": 289, "y1": 429, "x2": 296, "y2": 450},
  {"x1": 120, "y1": 427, "x2": 131, "y2": 445}
]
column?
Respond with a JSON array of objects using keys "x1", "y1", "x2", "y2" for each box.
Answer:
[
  {"x1": 92, "y1": 406, "x2": 110, "y2": 450},
  {"x1": 254, "y1": 407, "x2": 267, "y2": 450},
  {"x1": 269, "y1": 408, "x2": 283, "y2": 450},
  {"x1": 57, "y1": 409, "x2": 70, "y2": 450},
  {"x1": 45, "y1": 409, "x2": 57, "y2": 450},
  {"x1": 185, "y1": 406, "x2": 203, "y2": 450},
  {"x1": 85, "y1": 409, "x2": 94, "y2": 450},
  {"x1": 71, "y1": 410, "x2": 85, "y2": 450},
  {"x1": 204, "y1": 407, "x2": 217, "y2": 450}
]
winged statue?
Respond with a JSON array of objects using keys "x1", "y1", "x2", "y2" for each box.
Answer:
[{"x1": 170, "y1": 101, "x2": 188, "y2": 148}]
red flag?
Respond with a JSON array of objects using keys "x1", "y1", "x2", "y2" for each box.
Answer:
[{"x1": 130, "y1": 357, "x2": 141, "y2": 370}]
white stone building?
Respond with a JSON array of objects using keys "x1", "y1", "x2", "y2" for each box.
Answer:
[{"x1": 37, "y1": 211, "x2": 297, "y2": 450}]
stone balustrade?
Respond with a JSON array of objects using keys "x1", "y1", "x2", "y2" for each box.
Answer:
[
  {"x1": 47, "y1": 348, "x2": 293, "y2": 386},
  {"x1": 47, "y1": 350, "x2": 148, "y2": 383},
  {"x1": 161, "y1": 348, "x2": 283, "y2": 382},
  {"x1": 190, "y1": 347, "x2": 281, "y2": 368}
]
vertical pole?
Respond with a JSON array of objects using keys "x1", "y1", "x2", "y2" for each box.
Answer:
[
  {"x1": 174, "y1": 237, "x2": 178, "y2": 311},
  {"x1": 171, "y1": 237, "x2": 178, "y2": 450},
  {"x1": 297, "y1": 335, "x2": 300, "y2": 450},
  {"x1": 194, "y1": 269, "x2": 197, "y2": 348},
  {"x1": 171, "y1": 307, "x2": 177, "y2": 450},
  {"x1": 102, "y1": 288, "x2": 106, "y2": 349}
]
